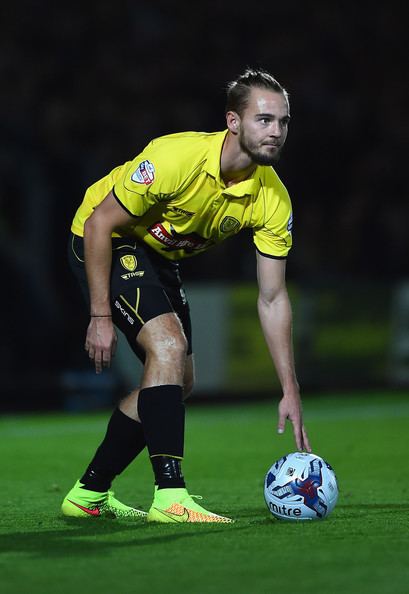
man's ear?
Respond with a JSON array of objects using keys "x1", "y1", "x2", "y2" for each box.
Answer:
[{"x1": 226, "y1": 111, "x2": 240, "y2": 134}]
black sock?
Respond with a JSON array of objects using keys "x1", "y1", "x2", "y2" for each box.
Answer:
[
  {"x1": 138, "y1": 385, "x2": 186, "y2": 488},
  {"x1": 80, "y1": 408, "x2": 146, "y2": 492}
]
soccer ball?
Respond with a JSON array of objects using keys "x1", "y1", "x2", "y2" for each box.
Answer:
[{"x1": 264, "y1": 452, "x2": 338, "y2": 521}]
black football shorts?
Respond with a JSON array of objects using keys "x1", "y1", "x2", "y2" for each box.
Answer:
[{"x1": 68, "y1": 233, "x2": 192, "y2": 362}]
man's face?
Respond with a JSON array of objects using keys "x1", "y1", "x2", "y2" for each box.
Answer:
[{"x1": 237, "y1": 88, "x2": 290, "y2": 165}]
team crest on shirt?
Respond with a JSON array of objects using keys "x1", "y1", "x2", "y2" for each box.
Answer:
[
  {"x1": 120, "y1": 255, "x2": 137, "y2": 272},
  {"x1": 131, "y1": 160, "x2": 155, "y2": 185},
  {"x1": 287, "y1": 212, "x2": 293, "y2": 233},
  {"x1": 220, "y1": 216, "x2": 240, "y2": 234}
]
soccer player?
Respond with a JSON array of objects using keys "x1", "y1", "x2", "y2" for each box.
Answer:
[{"x1": 61, "y1": 68, "x2": 311, "y2": 523}]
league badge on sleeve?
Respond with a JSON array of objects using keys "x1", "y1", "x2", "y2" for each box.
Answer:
[
  {"x1": 131, "y1": 160, "x2": 155, "y2": 185},
  {"x1": 287, "y1": 212, "x2": 293, "y2": 233}
]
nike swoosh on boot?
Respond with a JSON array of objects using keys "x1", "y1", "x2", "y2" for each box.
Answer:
[
  {"x1": 67, "y1": 499, "x2": 101, "y2": 516},
  {"x1": 153, "y1": 507, "x2": 190, "y2": 522}
]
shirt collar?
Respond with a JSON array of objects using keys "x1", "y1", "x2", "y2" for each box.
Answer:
[{"x1": 204, "y1": 130, "x2": 259, "y2": 197}]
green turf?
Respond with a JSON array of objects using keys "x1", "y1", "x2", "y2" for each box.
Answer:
[{"x1": 1, "y1": 392, "x2": 409, "y2": 594}]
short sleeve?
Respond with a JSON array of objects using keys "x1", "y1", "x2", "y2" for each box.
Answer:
[
  {"x1": 113, "y1": 140, "x2": 175, "y2": 217},
  {"x1": 253, "y1": 190, "x2": 293, "y2": 259}
]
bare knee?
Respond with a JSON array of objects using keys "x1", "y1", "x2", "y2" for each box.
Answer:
[
  {"x1": 144, "y1": 335, "x2": 187, "y2": 374},
  {"x1": 137, "y1": 313, "x2": 188, "y2": 388},
  {"x1": 138, "y1": 313, "x2": 187, "y2": 362}
]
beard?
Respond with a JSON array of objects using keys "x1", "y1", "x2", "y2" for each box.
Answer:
[{"x1": 239, "y1": 130, "x2": 283, "y2": 165}]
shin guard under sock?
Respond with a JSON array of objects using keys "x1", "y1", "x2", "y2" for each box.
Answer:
[
  {"x1": 80, "y1": 408, "x2": 146, "y2": 492},
  {"x1": 137, "y1": 385, "x2": 185, "y2": 457},
  {"x1": 138, "y1": 385, "x2": 185, "y2": 488}
]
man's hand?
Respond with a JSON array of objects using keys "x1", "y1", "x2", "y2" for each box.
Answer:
[
  {"x1": 277, "y1": 393, "x2": 311, "y2": 452},
  {"x1": 85, "y1": 317, "x2": 117, "y2": 374}
]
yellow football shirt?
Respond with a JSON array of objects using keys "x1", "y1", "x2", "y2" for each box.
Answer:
[{"x1": 71, "y1": 130, "x2": 293, "y2": 260}]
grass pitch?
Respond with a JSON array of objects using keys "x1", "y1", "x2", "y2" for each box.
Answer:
[{"x1": 1, "y1": 391, "x2": 408, "y2": 594}]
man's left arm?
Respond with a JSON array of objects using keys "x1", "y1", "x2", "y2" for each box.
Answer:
[{"x1": 256, "y1": 251, "x2": 311, "y2": 452}]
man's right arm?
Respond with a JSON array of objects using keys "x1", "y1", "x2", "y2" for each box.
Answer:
[{"x1": 83, "y1": 191, "x2": 135, "y2": 373}]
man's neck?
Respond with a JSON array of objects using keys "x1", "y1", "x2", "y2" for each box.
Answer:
[{"x1": 220, "y1": 131, "x2": 256, "y2": 187}]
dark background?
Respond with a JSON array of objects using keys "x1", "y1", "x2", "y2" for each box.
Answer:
[{"x1": 1, "y1": 1, "x2": 407, "y2": 409}]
